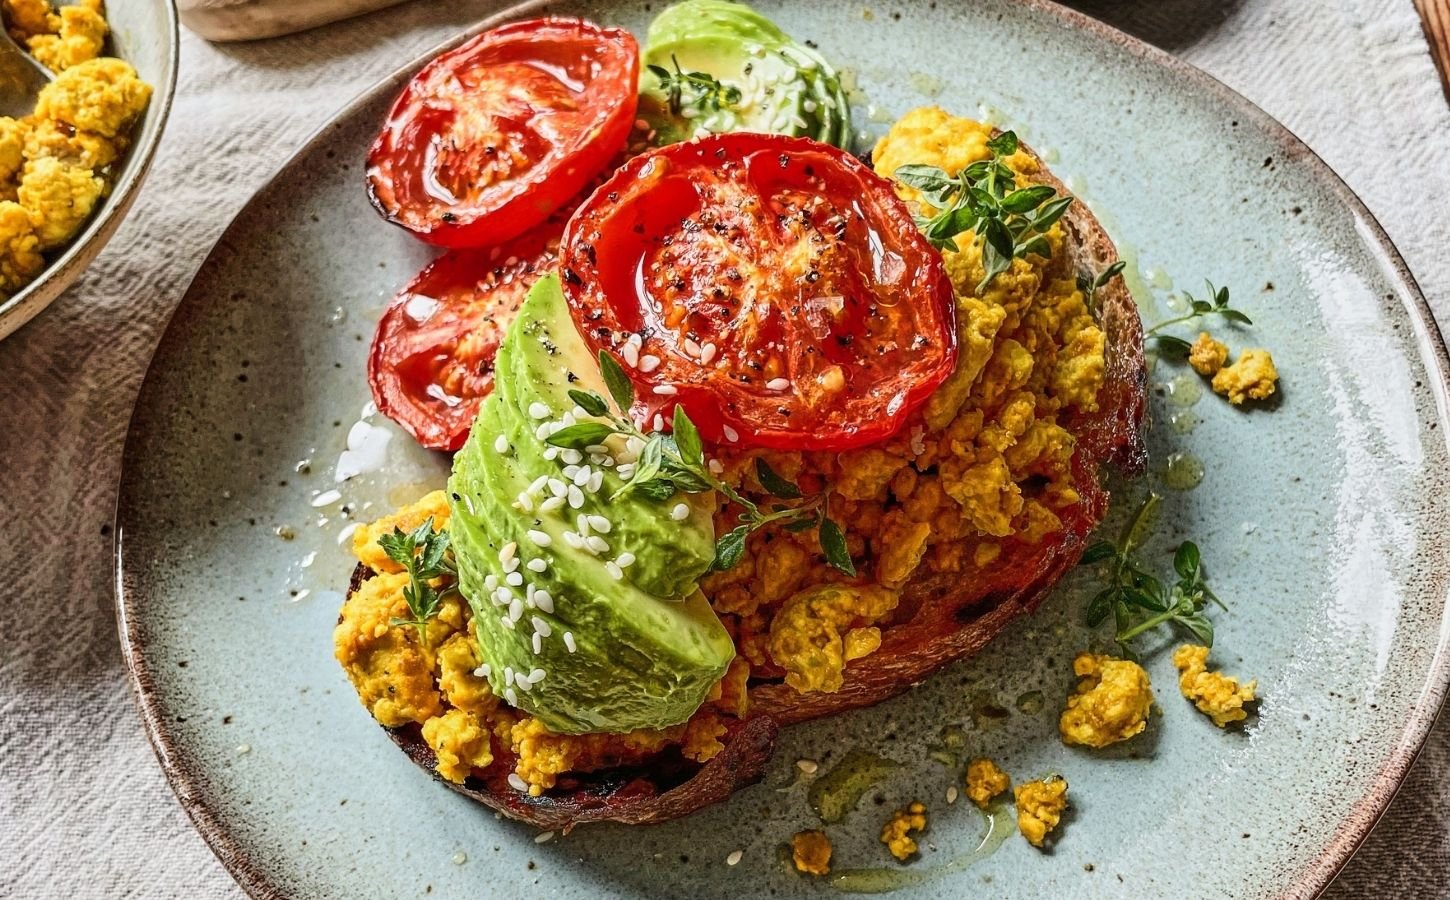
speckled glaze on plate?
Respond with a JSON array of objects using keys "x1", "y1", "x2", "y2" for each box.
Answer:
[
  {"x1": 115, "y1": 1, "x2": 1450, "y2": 897},
  {"x1": 0, "y1": 0, "x2": 178, "y2": 341}
]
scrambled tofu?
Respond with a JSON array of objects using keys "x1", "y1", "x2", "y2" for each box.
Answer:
[
  {"x1": 1015, "y1": 777, "x2": 1068, "y2": 847},
  {"x1": 1212, "y1": 349, "x2": 1279, "y2": 405},
  {"x1": 1058, "y1": 652, "x2": 1154, "y2": 748},
  {"x1": 703, "y1": 106, "x2": 1106, "y2": 689},
  {"x1": 0, "y1": 2, "x2": 151, "y2": 298},
  {"x1": 965, "y1": 757, "x2": 1010, "y2": 808},
  {"x1": 336, "y1": 494, "x2": 740, "y2": 790},
  {"x1": 880, "y1": 802, "x2": 929, "y2": 861},
  {"x1": 791, "y1": 830, "x2": 833, "y2": 875},
  {"x1": 1173, "y1": 644, "x2": 1257, "y2": 727},
  {"x1": 1188, "y1": 332, "x2": 1228, "y2": 377}
]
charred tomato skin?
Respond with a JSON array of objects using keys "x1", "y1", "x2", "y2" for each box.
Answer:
[
  {"x1": 558, "y1": 132, "x2": 958, "y2": 451},
  {"x1": 366, "y1": 18, "x2": 639, "y2": 248}
]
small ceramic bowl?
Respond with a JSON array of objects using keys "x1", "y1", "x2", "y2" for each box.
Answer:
[{"x1": 0, "y1": 0, "x2": 179, "y2": 341}]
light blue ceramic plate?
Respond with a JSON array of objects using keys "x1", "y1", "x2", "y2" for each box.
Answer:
[{"x1": 116, "y1": 1, "x2": 1450, "y2": 897}]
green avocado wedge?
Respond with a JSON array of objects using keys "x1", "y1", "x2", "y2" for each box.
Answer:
[
  {"x1": 447, "y1": 274, "x2": 733, "y2": 735},
  {"x1": 639, "y1": 0, "x2": 853, "y2": 148}
]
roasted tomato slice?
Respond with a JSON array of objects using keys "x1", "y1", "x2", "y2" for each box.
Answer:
[
  {"x1": 366, "y1": 18, "x2": 639, "y2": 248},
  {"x1": 369, "y1": 230, "x2": 558, "y2": 450},
  {"x1": 558, "y1": 133, "x2": 958, "y2": 451}
]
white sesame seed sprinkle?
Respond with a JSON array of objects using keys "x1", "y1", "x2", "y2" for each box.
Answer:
[
  {"x1": 605, "y1": 561, "x2": 624, "y2": 580},
  {"x1": 652, "y1": 384, "x2": 678, "y2": 395},
  {"x1": 534, "y1": 423, "x2": 553, "y2": 441},
  {"x1": 484, "y1": 574, "x2": 499, "y2": 591},
  {"x1": 587, "y1": 515, "x2": 612, "y2": 533},
  {"x1": 529, "y1": 402, "x2": 551, "y2": 420},
  {"x1": 568, "y1": 485, "x2": 585, "y2": 508},
  {"x1": 684, "y1": 338, "x2": 702, "y2": 358},
  {"x1": 586, "y1": 535, "x2": 610, "y2": 554},
  {"x1": 616, "y1": 551, "x2": 636, "y2": 568},
  {"x1": 586, "y1": 444, "x2": 610, "y2": 454},
  {"x1": 527, "y1": 558, "x2": 547, "y2": 573},
  {"x1": 509, "y1": 598, "x2": 524, "y2": 621},
  {"x1": 527, "y1": 529, "x2": 552, "y2": 547},
  {"x1": 529, "y1": 668, "x2": 546, "y2": 684},
  {"x1": 621, "y1": 341, "x2": 640, "y2": 367},
  {"x1": 515, "y1": 492, "x2": 534, "y2": 512},
  {"x1": 708, "y1": 459, "x2": 724, "y2": 474},
  {"x1": 572, "y1": 466, "x2": 592, "y2": 487},
  {"x1": 562, "y1": 464, "x2": 581, "y2": 480},
  {"x1": 726, "y1": 850, "x2": 743, "y2": 866},
  {"x1": 946, "y1": 786, "x2": 959, "y2": 804},
  {"x1": 507, "y1": 772, "x2": 528, "y2": 791},
  {"x1": 500, "y1": 615, "x2": 515, "y2": 630},
  {"x1": 529, "y1": 475, "x2": 549, "y2": 495},
  {"x1": 534, "y1": 590, "x2": 554, "y2": 613},
  {"x1": 548, "y1": 479, "x2": 568, "y2": 498},
  {"x1": 652, "y1": 414, "x2": 665, "y2": 431},
  {"x1": 796, "y1": 759, "x2": 819, "y2": 775},
  {"x1": 500, "y1": 541, "x2": 517, "y2": 563},
  {"x1": 587, "y1": 470, "x2": 604, "y2": 493},
  {"x1": 671, "y1": 503, "x2": 691, "y2": 521},
  {"x1": 542, "y1": 446, "x2": 559, "y2": 461},
  {"x1": 503, "y1": 556, "x2": 520, "y2": 574},
  {"x1": 535, "y1": 831, "x2": 555, "y2": 844},
  {"x1": 562, "y1": 530, "x2": 584, "y2": 549},
  {"x1": 699, "y1": 343, "x2": 717, "y2": 365},
  {"x1": 563, "y1": 632, "x2": 576, "y2": 653},
  {"x1": 561, "y1": 448, "x2": 584, "y2": 465},
  {"x1": 722, "y1": 425, "x2": 740, "y2": 443},
  {"x1": 766, "y1": 377, "x2": 791, "y2": 391},
  {"x1": 617, "y1": 463, "x2": 636, "y2": 480},
  {"x1": 628, "y1": 333, "x2": 643, "y2": 348},
  {"x1": 639, "y1": 354, "x2": 661, "y2": 373},
  {"x1": 561, "y1": 412, "x2": 577, "y2": 427},
  {"x1": 576, "y1": 513, "x2": 591, "y2": 536},
  {"x1": 532, "y1": 617, "x2": 552, "y2": 637},
  {"x1": 503, "y1": 666, "x2": 515, "y2": 686},
  {"x1": 539, "y1": 495, "x2": 566, "y2": 512},
  {"x1": 514, "y1": 674, "x2": 533, "y2": 692},
  {"x1": 494, "y1": 434, "x2": 510, "y2": 453},
  {"x1": 473, "y1": 664, "x2": 491, "y2": 678},
  {"x1": 531, "y1": 632, "x2": 542, "y2": 655},
  {"x1": 505, "y1": 688, "x2": 519, "y2": 707},
  {"x1": 506, "y1": 571, "x2": 523, "y2": 587}
]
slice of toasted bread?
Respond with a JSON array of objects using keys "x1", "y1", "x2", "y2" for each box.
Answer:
[{"x1": 346, "y1": 137, "x2": 1147, "y2": 828}]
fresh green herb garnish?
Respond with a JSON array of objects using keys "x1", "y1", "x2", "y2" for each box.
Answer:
[
  {"x1": 1077, "y1": 260, "x2": 1126, "y2": 314},
  {"x1": 894, "y1": 131, "x2": 1073, "y2": 292},
  {"x1": 377, "y1": 516, "x2": 457, "y2": 645},
  {"x1": 1144, "y1": 282, "x2": 1253, "y2": 360},
  {"x1": 647, "y1": 54, "x2": 743, "y2": 117},
  {"x1": 1080, "y1": 494, "x2": 1226, "y2": 652},
  {"x1": 547, "y1": 350, "x2": 855, "y2": 576}
]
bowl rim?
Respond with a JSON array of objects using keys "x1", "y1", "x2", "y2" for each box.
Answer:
[
  {"x1": 112, "y1": 1, "x2": 1450, "y2": 898},
  {"x1": 0, "y1": 0, "x2": 181, "y2": 340}
]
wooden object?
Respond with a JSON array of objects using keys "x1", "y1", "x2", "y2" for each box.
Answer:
[
  {"x1": 177, "y1": 0, "x2": 411, "y2": 42},
  {"x1": 1416, "y1": 0, "x2": 1450, "y2": 101}
]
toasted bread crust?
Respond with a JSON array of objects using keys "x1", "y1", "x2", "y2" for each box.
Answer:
[{"x1": 343, "y1": 138, "x2": 1146, "y2": 827}]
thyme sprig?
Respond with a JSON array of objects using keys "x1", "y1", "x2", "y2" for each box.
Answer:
[
  {"x1": 894, "y1": 131, "x2": 1074, "y2": 292},
  {"x1": 647, "y1": 54, "x2": 743, "y2": 117},
  {"x1": 378, "y1": 516, "x2": 457, "y2": 645},
  {"x1": 545, "y1": 350, "x2": 855, "y2": 576},
  {"x1": 1080, "y1": 494, "x2": 1226, "y2": 652},
  {"x1": 1078, "y1": 260, "x2": 1126, "y2": 314},
  {"x1": 1144, "y1": 282, "x2": 1253, "y2": 360}
]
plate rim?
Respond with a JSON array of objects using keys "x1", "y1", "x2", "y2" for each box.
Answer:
[{"x1": 113, "y1": 1, "x2": 1450, "y2": 897}]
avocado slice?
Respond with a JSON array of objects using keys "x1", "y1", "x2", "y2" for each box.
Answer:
[
  {"x1": 639, "y1": 0, "x2": 853, "y2": 148},
  {"x1": 447, "y1": 274, "x2": 733, "y2": 734}
]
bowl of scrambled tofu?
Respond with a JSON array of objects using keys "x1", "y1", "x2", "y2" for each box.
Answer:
[{"x1": 0, "y1": 0, "x2": 177, "y2": 340}]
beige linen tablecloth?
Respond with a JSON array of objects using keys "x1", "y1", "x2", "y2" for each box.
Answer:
[{"x1": 2, "y1": 1, "x2": 1447, "y2": 896}]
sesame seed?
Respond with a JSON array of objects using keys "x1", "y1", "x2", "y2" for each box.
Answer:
[
  {"x1": 796, "y1": 759, "x2": 819, "y2": 775},
  {"x1": 492, "y1": 587, "x2": 510, "y2": 606},
  {"x1": 473, "y1": 664, "x2": 491, "y2": 678},
  {"x1": 587, "y1": 470, "x2": 604, "y2": 493},
  {"x1": 515, "y1": 492, "x2": 534, "y2": 512},
  {"x1": 726, "y1": 850, "x2": 743, "y2": 866},
  {"x1": 639, "y1": 354, "x2": 661, "y2": 373},
  {"x1": 652, "y1": 384, "x2": 678, "y2": 395},
  {"x1": 722, "y1": 425, "x2": 740, "y2": 443},
  {"x1": 652, "y1": 414, "x2": 665, "y2": 432},
  {"x1": 503, "y1": 666, "x2": 515, "y2": 686},
  {"x1": 572, "y1": 466, "x2": 592, "y2": 487},
  {"x1": 529, "y1": 402, "x2": 550, "y2": 420},
  {"x1": 617, "y1": 463, "x2": 636, "y2": 480},
  {"x1": 563, "y1": 632, "x2": 576, "y2": 653},
  {"x1": 452, "y1": 851, "x2": 467, "y2": 865},
  {"x1": 708, "y1": 459, "x2": 724, "y2": 474},
  {"x1": 534, "y1": 423, "x2": 552, "y2": 441},
  {"x1": 628, "y1": 333, "x2": 643, "y2": 348},
  {"x1": 499, "y1": 541, "x2": 517, "y2": 563},
  {"x1": 562, "y1": 530, "x2": 584, "y2": 549},
  {"x1": 605, "y1": 561, "x2": 624, "y2": 580},
  {"x1": 514, "y1": 674, "x2": 533, "y2": 692},
  {"x1": 539, "y1": 495, "x2": 566, "y2": 512},
  {"x1": 529, "y1": 475, "x2": 549, "y2": 495},
  {"x1": 484, "y1": 574, "x2": 499, "y2": 591},
  {"x1": 568, "y1": 485, "x2": 585, "y2": 508},
  {"x1": 528, "y1": 668, "x2": 546, "y2": 683},
  {"x1": 766, "y1": 377, "x2": 790, "y2": 391},
  {"x1": 532, "y1": 617, "x2": 552, "y2": 637},
  {"x1": 494, "y1": 434, "x2": 510, "y2": 453},
  {"x1": 576, "y1": 513, "x2": 591, "y2": 536},
  {"x1": 527, "y1": 529, "x2": 552, "y2": 547},
  {"x1": 503, "y1": 556, "x2": 520, "y2": 574},
  {"x1": 531, "y1": 633, "x2": 542, "y2": 655},
  {"x1": 946, "y1": 786, "x2": 959, "y2": 804},
  {"x1": 586, "y1": 535, "x2": 610, "y2": 554},
  {"x1": 542, "y1": 447, "x2": 559, "y2": 461},
  {"x1": 527, "y1": 558, "x2": 547, "y2": 573},
  {"x1": 509, "y1": 598, "x2": 523, "y2": 620},
  {"x1": 500, "y1": 615, "x2": 515, "y2": 630},
  {"x1": 621, "y1": 342, "x2": 640, "y2": 367},
  {"x1": 504, "y1": 688, "x2": 518, "y2": 707},
  {"x1": 616, "y1": 552, "x2": 636, "y2": 568},
  {"x1": 699, "y1": 343, "x2": 717, "y2": 365},
  {"x1": 548, "y1": 479, "x2": 568, "y2": 497},
  {"x1": 506, "y1": 571, "x2": 523, "y2": 587},
  {"x1": 560, "y1": 412, "x2": 577, "y2": 427},
  {"x1": 562, "y1": 464, "x2": 581, "y2": 480},
  {"x1": 587, "y1": 515, "x2": 612, "y2": 533},
  {"x1": 671, "y1": 503, "x2": 690, "y2": 521},
  {"x1": 534, "y1": 590, "x2": 554, "y2": 613},
  {"x1": 684, "y1": 337, "x2": 702, "y2": 358},
  {"x1": 561, "y1": 448, "x2": 583, "y2": 465},
  {"x1": 585, "y1": 444, "x2": 610, "y2": 454},
  {"x1": 534, "y1": 831, "x2": 555, "y2": 844}
]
